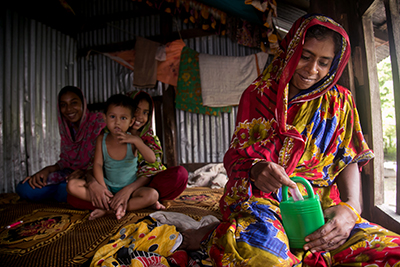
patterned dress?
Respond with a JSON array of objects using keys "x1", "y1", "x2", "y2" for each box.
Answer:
[{"x1": 202, "y1": 14, "x2": 400, "y2": 266}]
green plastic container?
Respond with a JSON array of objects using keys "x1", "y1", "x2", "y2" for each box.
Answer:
[{"x1": 280, "y1": 176, "x2": 325, "y2": 248}]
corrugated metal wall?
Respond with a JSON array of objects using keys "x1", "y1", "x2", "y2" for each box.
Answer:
[
  {"x1": 1, "y1": 1, "x2": 265, "y2": 193},
  {"x1": 0, "y1": 9, "x2": 77, "y2": 193},
  {"x1": 76, "y1": 0, "x2": 262, "y2": 166}
]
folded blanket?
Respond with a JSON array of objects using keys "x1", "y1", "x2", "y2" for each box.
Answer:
[
  {"x1": 187, "y1": 163, "x2": 228, "y2": 189},
  {"x1": 150, "y1": 211, "x2": 220, "y2": 232},
  {"x1": 199, "y1": 52, "x2": 269, "y2": 107}
]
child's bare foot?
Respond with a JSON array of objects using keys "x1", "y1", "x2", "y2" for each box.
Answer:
[
  {"x1": 160, "y1": 200, "x2": 172, "y2": 209},
  {"x1": 115, "y1": 205, "x2": 126, "y2": 220},
  {"x1": 89, "y1": 209, "x2": 108, "y2": 220},
  {"x1": 179, "y1": 222, "x2": 219, "y2": 251},
  {"x1": 150, "y1": 201, "x2": 166, "y2": 210}
]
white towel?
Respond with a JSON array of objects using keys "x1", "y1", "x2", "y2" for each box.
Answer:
[
  {"x1": 187, "y1": 163, "x2": 228, "y2": 189},
  {"x1": 199, "y1": 52, "x2": 269, "y2": 107},
  {"x1": 150, "y1": 211, "x2": 220, "y2": 232}
]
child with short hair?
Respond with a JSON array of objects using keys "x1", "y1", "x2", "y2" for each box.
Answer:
[{"x1": 67, "y1": 94, "x2": 164, "y2": 220}]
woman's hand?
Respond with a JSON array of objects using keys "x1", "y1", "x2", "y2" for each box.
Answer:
[
  {"x1": 250, "y1": 161, "x2": 297, "y2": 193},
  {"x1": 303, "y1": 203, "x2": 358, "y2": 252},
  {"x1": 22, "y1": 168, "x2": 51, "y2": 189}
]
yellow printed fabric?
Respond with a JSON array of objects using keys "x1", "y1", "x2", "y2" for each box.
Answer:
[{"x1": 91, "y1": 217, "x2": 181, "y2": 267}]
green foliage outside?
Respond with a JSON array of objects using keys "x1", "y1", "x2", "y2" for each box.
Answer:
[{"x1": 378, "y1": 56, "x2": 396, "y2": 161}]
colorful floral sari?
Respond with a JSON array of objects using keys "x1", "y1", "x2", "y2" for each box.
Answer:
[{"x1": 202, "y1": 14, "x2": 400, "y2": 266}]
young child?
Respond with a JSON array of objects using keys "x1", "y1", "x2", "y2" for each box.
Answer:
[{"x1": 67, "y1": 94, "x2": 165, "y2": 220}]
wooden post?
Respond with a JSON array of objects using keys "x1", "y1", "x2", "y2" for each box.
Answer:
[
  {"x1": 162, "y1": 84, "x2": 178, "y2": 167},
  {"x1": 383, "y1": 0, "x2": 400, "y2": 214}
]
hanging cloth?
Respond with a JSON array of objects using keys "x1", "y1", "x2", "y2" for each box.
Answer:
[{"x1": 133, "y1": 37, "x2": 159, "y2": 88}]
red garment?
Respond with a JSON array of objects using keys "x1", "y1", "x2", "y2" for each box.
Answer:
[
  {"x1": 67, "y1": 166, "x2": 188, "y2": 210},
  {"x1": 149, "y1": 166, "x2": 188, "y2": 200}
]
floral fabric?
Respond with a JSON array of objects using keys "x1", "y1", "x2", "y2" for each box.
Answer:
[
  {"x1": 202, "y1": 14, "x2": 400, "y2": 266},
  {"x1": 90, "y1": 216, "x2": 181, "y2": 267},
  {"x1": 176, "y1": 46, "x2": 232, "y2": 116}
]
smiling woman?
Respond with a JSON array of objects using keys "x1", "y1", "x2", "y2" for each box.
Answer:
[
  {"x1": 67, "y1": 91, "x2": 188, "y2": 213},
  {"x1": 178, "y1": 14, "x2": 400, "y2": 266},
  {"x1": 16, "y1": 86, "x2": 106, "y2": 202}
]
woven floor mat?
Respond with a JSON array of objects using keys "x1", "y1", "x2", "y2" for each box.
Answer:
[{"x1": 0, "y1": 187, "x2": 223, "y2": 266}]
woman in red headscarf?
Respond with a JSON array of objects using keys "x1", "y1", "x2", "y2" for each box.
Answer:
[
  {"x1": 17, "y1": 86, "x2": 106, "y2": 202},
  {"x1": 180, "y1": 14, "x2": 400, "y2": 266}
]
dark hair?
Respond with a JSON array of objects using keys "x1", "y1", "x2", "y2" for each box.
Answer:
[
  {"x1": 305, "y1": 25, "x2": 342, "y2": 55},
  {"x1": 58, "y1": 86, "x2": 84, "y2": 105},
  {"x1": 104, "y1": 94, "x2": 136, "y2": 117},
  {"x1": 132, "y1": 92, "x2": 153, "y2": 131}
]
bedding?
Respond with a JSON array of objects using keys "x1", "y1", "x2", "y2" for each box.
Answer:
[{"x1": 0, "y1": 187, "x2": 223, "y2": 267}]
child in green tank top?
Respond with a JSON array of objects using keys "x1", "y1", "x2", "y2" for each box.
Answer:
[{"x1": 67, "y1": 94, "x2": 165, "y2": 220}]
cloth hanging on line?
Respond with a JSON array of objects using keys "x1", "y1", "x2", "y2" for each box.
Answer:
[
  {"x1": 133, "y1": 36, "x2": 159, "y2": 88},
  {"x1": 199, "y1": 51, "x2": 269, "y2": 107},
  {"x1": 157, "y1": 39, "x2": 186, "y2": 87},
  {"x1": 176, "y1": 46, "x2": 232, "y2": 116},
  {"x1": 104, "y1": 50, "x2": 135, "y2": 71}
]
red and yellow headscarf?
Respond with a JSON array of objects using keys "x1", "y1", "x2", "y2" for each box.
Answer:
[{"x1": 222, "y1": 14, "x2": 374, "y2": 217}]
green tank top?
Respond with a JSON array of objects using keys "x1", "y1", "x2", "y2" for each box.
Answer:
[{"x1": 102, "y1": 133, "x2": 138, "y2": 188}]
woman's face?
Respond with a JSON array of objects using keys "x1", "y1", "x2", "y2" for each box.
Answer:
[
  {"x1": 289, "y1": 36, "x2": 336, "y2": 99},
  {"x1": 132, "y1": 99, "x2": 150, "y2": 131},
  {"x1": 59, "y1": 91, "x2": 83, "y2": 124}
]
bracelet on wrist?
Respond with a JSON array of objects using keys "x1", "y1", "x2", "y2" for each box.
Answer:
[{"x1": 338, "y1": 202, "x2": 362, "y2": 223}]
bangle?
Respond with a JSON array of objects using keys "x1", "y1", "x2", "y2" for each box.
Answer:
[{"x1": 338, "y1": 202, "x2": 362, "y2": 223}]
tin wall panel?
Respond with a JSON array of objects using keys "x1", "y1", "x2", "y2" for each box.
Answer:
[
  {"x1": 0, "y1": 10, "x2": 77, "y2": 193},
  {"x1": 175, "y1": 30, "x2": 261, "y2": 165},
  {"x1": 75, "y1": 3, "x2": 264, "y2": 168}
]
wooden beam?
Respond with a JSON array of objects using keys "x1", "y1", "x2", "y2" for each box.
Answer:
[
  {"x1": 162, "y1": 85, "x2": 178, "y2": 167},
  {"x1": 77, "y1": 28, "x2": 214, "y2": 57},
  {"x1": 309, "y1": 0, "x2": 338, "y2": 20},
  {"x1": 359, "y1": 0, "x2": 381, "y2": 17},
  {"x1": 383, "y1": 0, "x2": 400, "y2": 214},
  {"x1": 362, "y1": 13, "x2": 385, "y2": 212},
  {"x1": 78, "y1": 4, "x2": 160, "y2": 33},
  {"x1": 374, "y1": 26, "x2": 389, "y2": 42},
  {"x1": 152, "y1": 95, "x2": 164, "y2": 154}
]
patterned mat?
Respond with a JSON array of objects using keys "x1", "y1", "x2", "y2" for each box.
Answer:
[{"x1": 0, "y1": 187, "x2": 223, "y2": 267}]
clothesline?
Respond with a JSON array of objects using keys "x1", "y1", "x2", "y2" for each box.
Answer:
[{"x1": 87, "y1": 35, "x2": 270, "y2": 116}]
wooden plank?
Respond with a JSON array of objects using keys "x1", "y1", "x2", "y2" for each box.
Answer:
[
  {"x1": 383, "y1": 0, "x2": 400, "y2": 214},
  {"x1": 152, "y1": 96, "x2": 164, "y2": 153},
  {"x1": 360, "y1": 0, "x2": 381, "y2": 16},
  {"x1": 162, "y1": 85, "x2": 178, "y2": 167},
  {"x1": 362, "y1": 13, "x2": 385, "y2": 211},
  {"x1": 77, "y1": 29, "x2": 214, "y2": 58},
  {"x1": 374, "y1": 205, "x2": 400, "y2": 234}
]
